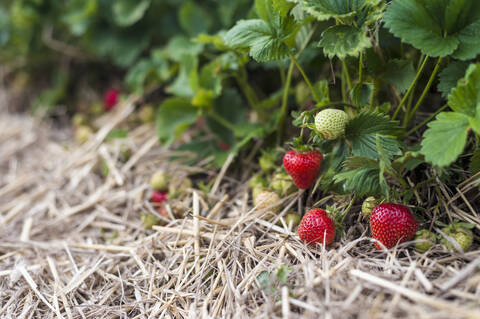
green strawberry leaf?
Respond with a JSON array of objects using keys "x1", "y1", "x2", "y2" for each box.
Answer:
[
  {"x1": 384, "y1": 0, "x2": 480, "y2": 60},
  {"x1": 350, "y1": 82, "x2": 373, "y2": 107},
  {"x1": 167, "y1": 54, "x2": 198, "y2": 98},
  {"x1": 206, "y1": 89, "x2": 247, "y2": 146},
  {"x1": 318, "y1": 25, "x2": 371, "y2": 59},
  {"x1": 383, "y1": 59, "x2": 416, "y2": 94},
  {"x1": 225, "y1": 0, "x2": 299, "y2": 62},
  {"x1": 164, "y1": 36, "x2": 204, "y2": 63},
  {"x1": 62, "y1": 0, "x2": 97, "y2": 36},
  {"x1": 447, "y1": 63, "x2": 480, "y2": 118},
  {"x1": 156, "y1": 97, "x2": 199, "y2": 147},
  {"x1": 224, "y1": 17, "x2": 298, "y2": 62},
  {"x1": 345, "y1": 111, "x2": 403, "y2": 160},
  {"x1": 272, "y1": 0, "x2": 296, "y2": 18},
  {"x1": 195, "y1": 33, "x2": 229, "y2": 51},
  {"x1": 178, "y1": 1, "x2": 212, "y2": 36},
  {"x1": 288, "y1": 0, "x2": 358, "y2": 21},
  {"x1": 437, "y1": 61, "x2": 470, "y2": 98},
  {"x1": 470, "y1": 148, "x2": 480, "y2": 175},
  {"x1": 420, "y1": 112, "x2": 470, "y2": 167},
  {"x1": 333, "y1": 157, "x2": 386, "y2": 197},
  {"x1": 112, "y1": 0, "x2": 150, "y2": 27}
]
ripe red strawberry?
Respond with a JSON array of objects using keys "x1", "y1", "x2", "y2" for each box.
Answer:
[
  {"x1": 370, "y1": 203, "x2": 418, "y2": 249},
  {"x1": 104, "y1": 88, "x2": 119, "y2": 111},
  {"x1": 151, "y1": 190, "x2": 168, "y2": 204},
  {"x1": 283, "y1": 150, "x2": 322, "y2": 189},
  {"x1": 298, "y1": 208, "x2": 335, "y2": 245}
]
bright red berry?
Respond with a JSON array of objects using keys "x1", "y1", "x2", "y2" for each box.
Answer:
[
  {"x1": 298, "y1": 208, "x2": 335, "y2": 245},
  {"x1": 104, "y1": 88, "x2": 119, "y2": 111},
  {"x1": 283, "y1": 150, "x2": 322, "y2": 189},
  {"x1": 370, "y1": 203, "x2": 418, "y2": 249},
  {"x1": 151, "y1": 190, "x2": 168, "y2": 204}
]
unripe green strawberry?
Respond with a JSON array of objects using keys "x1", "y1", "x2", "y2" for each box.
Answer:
[
  {"x1": 150, "y1": 170, "x2": 169, "y2": 191},
  {"x1": 251, "y1": 186, "x2": 264, "y2": 203},
  {"x1": 141, "y1": 212, "x2": 161, "y2": 229},
  {"x1": 139, "y1": 104, "x2": 155, "y2": 123},
  {"x1": 100, "y1": 160, "x2": 109, "y2": 177},
  {"x1": 295, "y1": 82, "x2": 311, "y2": 107},
  {"x1": 285, "y1": 212, "x2": 301, "y2": 227},
  {"x1": 440, "y1": 224, "x2": 473, "y2": 252},
  {"x1": 250, "y1": 174, "x2": 267, "y2": 187},
  {"x1": 271, "y1": 173, "x2": 295, "y2": 196},
  {"x1": 254, "y1": 190, "x2": 281, "y2": 213},
  {"x1": 75, "y1": 125, "x2": 93, "y2": 144},
  {"x1": 89, "y1": 102, "x2": 103, "y2": 116},
  {"x1": 361, "y1": 197, "x2": 378, "y2": 216},
  {"x1": 314, "y1": 109, "x2": 348, "y2": 140},
  {"x1": 72, "y1": 113, "x2": 88, "y2": 127},
  {"x1": 169, "y1": 177, "x2": 192, "y2": 199},
  {"x1": 119, "y1": 147, "x2": 131, "y2": 163},
  {"x1": 259, "y1": 152, "x2": 276, "y2": 172},
  {"x1": 414, "y1": 229, "x2": 436, "y2": 253}
]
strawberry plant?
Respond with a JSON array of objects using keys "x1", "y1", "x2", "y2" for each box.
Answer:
[{"x1": 1, "y1": 0, "x2": 480, "y2": 250}]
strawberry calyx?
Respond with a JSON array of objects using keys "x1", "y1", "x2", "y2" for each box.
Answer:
[{"x1": 287, "y1": 136, "x2": 317, "y2": 153}]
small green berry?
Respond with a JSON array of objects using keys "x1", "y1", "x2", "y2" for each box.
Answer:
[
  {"x1": 120, "y1": 147, "x2": 131, "y2": 163},
  {"x1": 414, "y1": 229, "x2": 436, "y2": 253},
  {"x1": 150, "y1": 170, "x2": 169, "y2": 191},
  {"x1": 72, "y1": 113, "x2": 88, "y2": 127},
  {"x1": 100, "y1": 160, "x2": 109, "y2": 177},
  {"x1": 254, "y1": 190, "x2": 281, "y2": 213},
  {"x1": 440, "y1": 224, "x2": 473, "y2": 252},
  {"x1": 249, "y1": 174, "x2": 267, "y2": 189},
  {"x1": 361, "y1": 197, "x2": 378, "y2": 216},
  {"x1": 169, "y1": 177, "x2": 192, "y2": 199},
  {"x1": 271, "y1": 173, "x2": 295, "y2": 196},
  {"x1": 295, "y1": 82, "x2": 311, "y2": 107},
  {"x1": 285, "y1": 212, "x2": 301, "y2": 227},
  {"x1": 90, "y1": 102, "x2": 103, "y2": 116},
  {"x1": 139, "y1": 105, "x2": 155, "y2": 123},
  {"x1": 314, "y1": 109, "x2": 348, "y2": 140},
  {"x1": 75, "y1": 125, "x2": 93, "y2": 144},
  {"x1": 251, "y1": 186, "x2": 264, "y2": 203},
  {"x1": 259, "y1": 152, "x2": 276, "y2": 172},
  {"x1": 141, "y1": 212, "x2": 161, "y2": 229}
]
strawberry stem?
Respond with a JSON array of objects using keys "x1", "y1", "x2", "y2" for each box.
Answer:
[
  {"x1": 404, "y1": 57, "x2": 443, "y2": 127},
  {"x1": 338, "y1": 195, "x2": 356, "y2": 225},
  {"x1": 392, "y1": 55, "x2": 428, "y2": 120},
  {"x1": 289, "y1": 54, "x2": 320, "y2": 103},
  {"x1": 277, "y1": 59, "x2": 295, "y2": 144}
]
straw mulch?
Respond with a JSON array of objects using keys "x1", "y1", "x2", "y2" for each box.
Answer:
[{"x1": 1, "y1": 97, "x2": 480, "y2": 319}]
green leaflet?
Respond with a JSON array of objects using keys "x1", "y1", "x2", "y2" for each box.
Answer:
[
  {"x1": 420, "y1": 112, "x2": 470, "y2": 167},
  {"x1": 447, "y1": 63, "x2": 480, "y2": 117},
  {"x1": 384, "y1": 0, "x2": 480, "y2": 60},
  {"x1": 437, "y1": 61, "x2": 470, "y2": 98},
  {"x1": 156, "y1": 97, "x2": 199, "y2": 147},
  {"x1": 112, "y1": 0, "x2": 150, "y2": 27},
  {"x1": 318, "y1": 25, "x2": 371, "y2": 59},
  {"x1": 224, "y1": 18, "x2": 297, "y2": 62},
  {"x1": 345, "y1": 111, "x2": 403, "y2": 160},
  {"x1": 178, "y1": 1, "x2": 212, "y2": 36},
  {"x1": 421, "y1": 64, "x2": 480, "y2": 166},
  {"x1": 224, "y1": 0, "x2": 299, "y2": 62}
]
